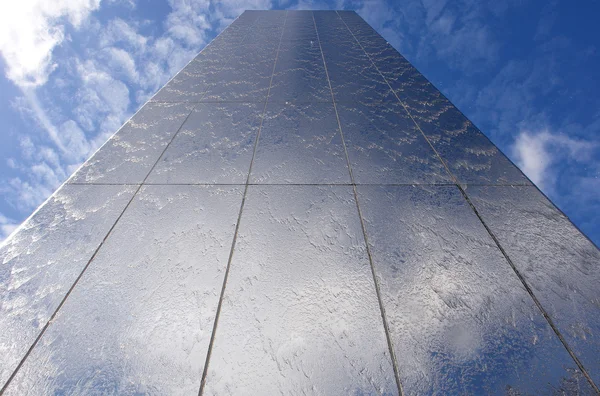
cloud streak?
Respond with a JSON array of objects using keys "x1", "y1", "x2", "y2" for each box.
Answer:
[{"x1": 512, "y1": 128, "x2": 598, "y2": 193}]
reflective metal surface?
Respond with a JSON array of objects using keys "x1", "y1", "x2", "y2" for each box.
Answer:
[
  {"x1": 315, "y1": 13, "x2": 395, "y2": 104},
  {"x1": 148, "y1": 103, "x2": 262, "y2": 184},
  {"x1": 357, "y1": 185, "x2": 595, "y2": 394},
  {"x1": 250, "y1": 102, "x2": 350, "y2": 184},
  {"x1": 70, "y1": 102, "x2": 194, "y2": 184},
  {"x1": 4, "y1": 186, "x2": 243, "y2": 395},
  {"x1": 269, "y1": 39, "x2": 330, "y2": 102},
  {"x1": 467, "y1": 185, "x2": 600, "y2": 385},
  {"x1": 337, "y1": 100, "x2": 451, "y2": 184},
  {"x1": 0, "y1": 185, "x2": 136, "y2": 387},
  {"x1": 2, "y1": 9, "x2": 599, "y2": 395},
  {"x1": 202, "y1": 186, "x2": 397, "y2": 395}
]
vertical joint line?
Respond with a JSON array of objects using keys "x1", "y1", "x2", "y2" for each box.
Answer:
[
  {"x1": 198, "y1": 11, "x2": 288, "y2": 396},
  {"x1": 316, "y1": 11, "x2": 404, "y2": 396},
  {"x1": 0, "y1": 103, "x2": 197, "y2": 395},
  {"x1": 334, "y1": 10, "x2": 457, "y2": 185},
  {"x1": 336, "y1": 11, "x2": 599, "y2": 393},
  {"x1": 457, "y1": 188, "x2": 600, "y2": 393}
]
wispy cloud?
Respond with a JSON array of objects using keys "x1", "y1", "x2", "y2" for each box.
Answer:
[
  {"x1": 0, "y1": 213, "x2": 18, "y2": 241},
  {"x1": 0, "y1": 0, "x2": 101, "y2": 88},
  {"x1": 512, "y1": 128, "x2": 598, "y2": 192}
]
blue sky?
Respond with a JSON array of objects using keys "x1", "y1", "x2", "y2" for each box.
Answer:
[{"x1": 0, "y1": 0, "x2": 598, "y2": 246}]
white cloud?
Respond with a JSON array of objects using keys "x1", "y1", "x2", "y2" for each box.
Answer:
[
  {"x1": 0, "y1": 213, "x2": 19, "y2": 243},
  {"x1": 512, "y1": 131, "x2": 552, "y2": 188},
  {"x1": 512, "y1": 129, "x2": 597, "y2": 191},
  {"x1": 102, "y1": 47, "x2": 139, "y2": 82},
  {"x1": 20, "y1": 88, "x2": 68, "y2": 153},
  {"x1": 165, "y1": 0, "x2": 211, "y2": 46},
  {"x1": 0, "y1": 0, "x2": 101, "y2": 88},
  {"x1": 99, "y1": 18, "x2": 148, "y2": 50},
  {"x1": 74, "y1": 59, "x2": 131, "y2": 143}
]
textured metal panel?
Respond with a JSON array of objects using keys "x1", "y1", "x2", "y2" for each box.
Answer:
[
  {"x1": 281, "y1": 12, "x2": 318, "y2": 43},
  {"x1": 70, "y1": 102, "x2": 193, "y2": 184},
  {"x1": 2, "y1": 10, "x2": 599, "y2": 395},
  {"x1": 0, "y1": 185, "x2": 136, "y2": 388},
  {"x1": 147, "y1": 103, "x2": 262, "y2": 184},
  {"x1": 202, "y1": 185, "x2": 397, "y2": 395},
  {"x1": 467, "y1": 185, "x2": 600, "y2": 384},
  {"x1": 4, "y1": 186, "x2": 243, "y2": 395},
  {"x1": 201, "y1": 43, "x2": 279, "y2": 102},
  {"x1": 337, "y1": 100, "x2": 451, "y2": 184},
  {"x1": 314, "y1": 12, "x2": 395, "y2": 104},
  {"x1": 268, "y1": 39, "x2": 330, "y2": 102},
  {"x1": 250, "y1": 102, "x2": 350, "y2": 184},
  {"x1": 337, "y1": 11, "x2": 530, "y2": 186},
  {"x1": 357, "y1": 184, "x2": 595, "y2": 394}
]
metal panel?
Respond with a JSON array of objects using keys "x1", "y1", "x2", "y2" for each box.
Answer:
[
  {"x1": 467, "y1": 185, "x2": 600, "y2": 384},
  {"x1": 2, "y1": 10, "x2": 599, "y2": 395},
  {"x1": 357, "y1": 184, "x2": 594, "y2": 394},
  {"x1": 336, "y1": 100, "x2": 452, "y2": 184},
  {"x1": 202, "y1": 185, "x2": 397, "y2": 395},
  {"x1": 314, "y1": 12, "x2": 394, "y2": 104},
  {"x1": 250, "y1": 102, "x2": 351, "y2": 184},
  {"x1": 337, "y1": 11, "x2": 530, "y2": 186},
  {"x1": 281, "y1": 12, "x2": 318, "y2": 43},
  {"x1": 147, "y1": 103, "x2": 262, "y2": 184},
  {"x1": 0, "y1": 184, "x2": 136, "y2": 388},
  {"x1": 4, "y1": 186, "x2": 243, "y2": 395},
  {"x1": 201, "y1": 43, "x2": 279, "y2": 102},
  {"x1": 70, "y1": 102, "x2": 193, "y2": 184},
  {"x1": 268, "y1": 39, "x2": 330, "y2": 102}
]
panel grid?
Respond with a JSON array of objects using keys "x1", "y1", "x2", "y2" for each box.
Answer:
[
  {"x1": 198, "y1": 10, "x2": 289, "y2": 395},
  {"x1": 1, "y1": 9, "x2": 599, "y2": 395},
  {"x1": 312, "y1": 11, "x2": 403, "y2": 395}
]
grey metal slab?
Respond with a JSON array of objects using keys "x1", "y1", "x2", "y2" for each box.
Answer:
[
  {"x1": 201, "y1": 44, "x2": 279, "y2": 102},
  {"x1": 314, "y1": 13, "x2": 395, "y2": 104},
  {"x1": 337, "y1": 100, "x2": 452, "y2": 184},
  {"x1": 202, "y1": 185, "x2": 398, "y2": 395},
  {"x1": 147, "y1": 103, "x2": 262, "y2": 184},
  {"x1": 268, "y1": 39, "x2": 331, "y2": 102},
  {"x1": 151, "y1": 13, "x2": 261, "y2": 104},
  {"x1": 250, "y1": 102, "x2": 351, "y2": 184},
  {"x1": 69, "y1": 102, "x2": 194, "y2": 184},
  {"x1": 467, "y1": 185, "x2": 600, "y2": 385},
  {"x1": 0, "y1": 184, "x2": 136, "y2": 388},
  {"x1": 337, "y1": 11, "x2": 530, "y2": 186},
  {"x1": 151, "y1": 56, "x2": 228, "y2": 103},
  {"x1": 3, "y1": 185, "x2": 244, "y2": 395},
  {"x1": 356, "y1": 185, "x2": 595, "y2": 394}
]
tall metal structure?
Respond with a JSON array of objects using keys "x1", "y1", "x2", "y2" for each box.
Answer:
[{"x1": 1, "y1": 10, "x2": 599, "y2": 395}]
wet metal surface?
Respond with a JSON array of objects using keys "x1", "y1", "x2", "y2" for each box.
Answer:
[
  {"x1": 250, "y1": 102, "x2": 350, "y2": 184},
  {"x1": 2, "y1": 9, "x2": 599, "y2": 395},
  {"x1": 357, "y1": 185, "x2": 595, "y2": 394},
  {"x1": 148, "y1": 103, "x2": 262, "y2": 184},
  {"x1": 467, "y1": 185, "x2": 600, "y2": 385},
  {"x1": 0, "y1": 185, "x2": 136, "y2": 387},
  {"x1": 4, "y1": 186, "x2": 243, "y2": 395},
  {"x1": 70, "y1": 102, "x2": 193, "y2": 184},
  {"x1": 336, "y1": 100, "x2": 451, "y2": 184},
  {"x1": 202, "y1": 186, "x2": 397, "y2": 395}
]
